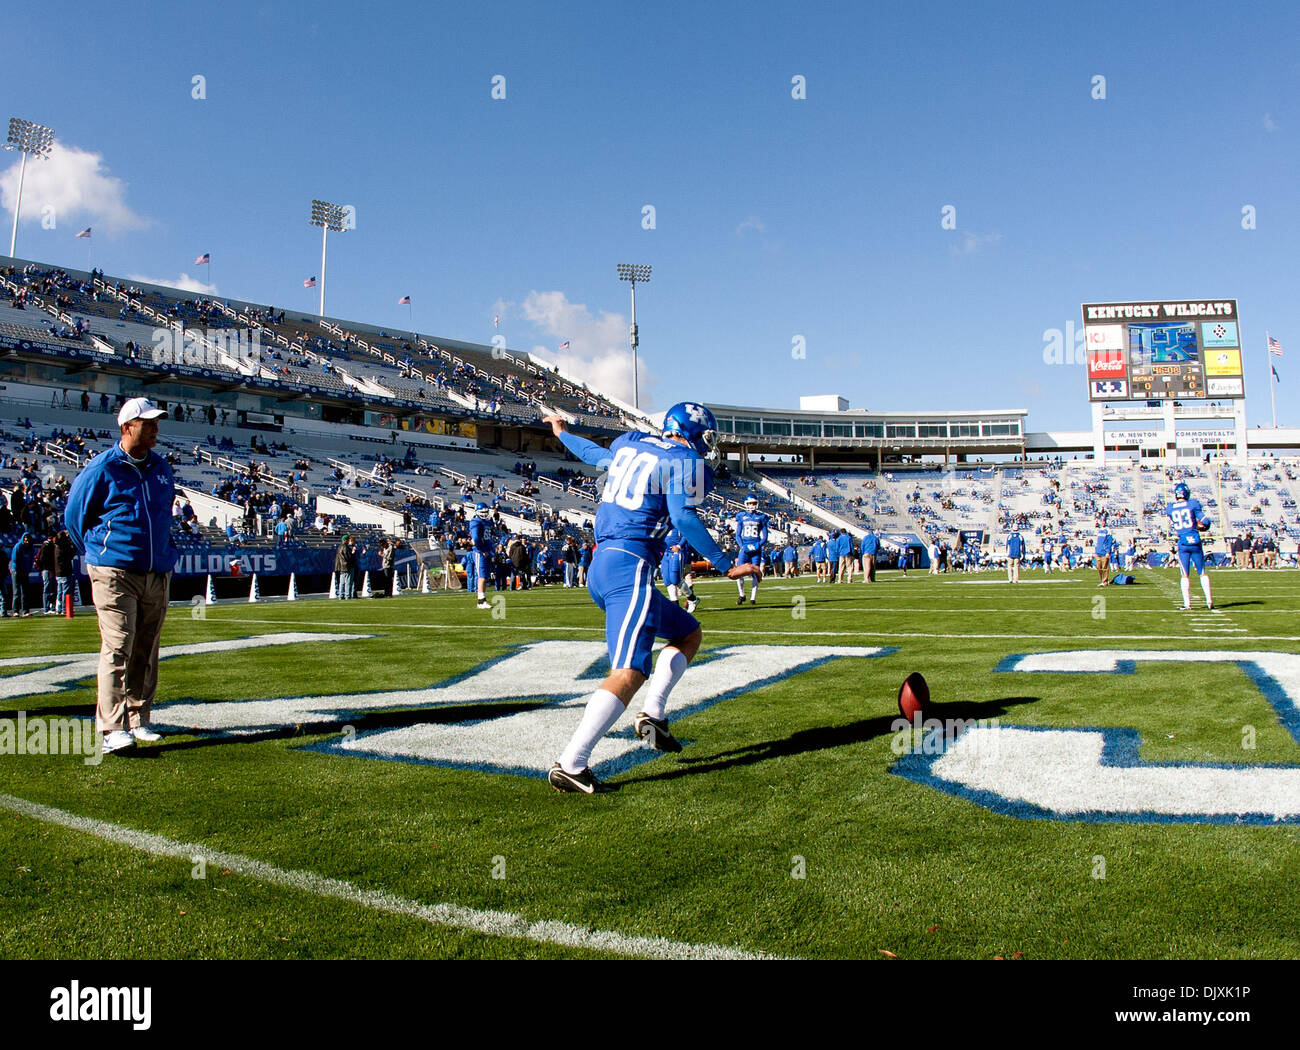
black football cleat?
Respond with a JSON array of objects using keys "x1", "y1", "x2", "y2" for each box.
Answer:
[
  {"x1": 633, "y1": 713, "x2": 683, "y2": 753},
  {"x1": 737, "y1": 595, "x2": 745, "y2": 605},
  {"x1": 547, "y1": 762, "x2": 609, "y2": 794}
]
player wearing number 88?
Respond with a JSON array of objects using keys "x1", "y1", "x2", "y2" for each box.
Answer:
[
  {"x1": 541, "y1": 404, "x2": 761, "y2": 793},
  {"x1": 1167, "y1": 480, "x2": 1213, "y2": 611}
]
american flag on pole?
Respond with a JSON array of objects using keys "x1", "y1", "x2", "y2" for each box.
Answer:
[
  {"x1": 558, "y1": 341, "x2": 570, "y2": 350},
  {"x1": 493, "y1": 315, "x2": 499, "y2": 327},
  {"x1": 195, "y1": 253, "x2": 210, "y2": 265},
  {"x1": 304, "y1": 276, "x2": 317, "y2": 288},
  {"x1": 1268, "y1": 335, "x2": 1284, "y2": 357},
  {"x1": 76, "y1": 227, "x2": 91, "y2": 239},
  {"x1": 398, "y1": 295, "x2": 411, "y2": 305}
]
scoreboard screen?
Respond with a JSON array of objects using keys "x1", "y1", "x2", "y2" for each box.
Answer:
[{"x1": 1081, "y1": 300, "x2": 1244, "y2": 402}]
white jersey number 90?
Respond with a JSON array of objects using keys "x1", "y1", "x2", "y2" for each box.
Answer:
[{"x1": 602, "y1": 447, "x2": 658, "y2": 511}]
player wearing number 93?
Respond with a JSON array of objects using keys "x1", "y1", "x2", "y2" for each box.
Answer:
[
  {"x1": 1167, "y1": 480, "x2": 1213, "y2": 611},
  {"x1": 541, "y1": 403, "x2": 761, "y2": 794}
]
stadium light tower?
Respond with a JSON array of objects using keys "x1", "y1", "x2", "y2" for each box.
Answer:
[
  {"x1": 617, "y1": 263, "x2": 651, "y2": 409},
  {"x1": 309, "y1": 199, "x2": 347, "y2": 317},
  {"x1": 5, "y1": 117, "x2": 55, "y2": 258}
]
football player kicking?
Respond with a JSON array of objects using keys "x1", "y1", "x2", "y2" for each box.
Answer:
[
  {"x1": 1168, "y1": 481, "x2": 1213, "y2": 611},
  {"x1": 467, "y1": 502, "x2": 493, "y2": 609},
  {"x1": 733, "y1": 495, "x2": 769, "y2": 604},
  {"x1": 542, "y1": 404, "x2": 761, "y2": 794}
]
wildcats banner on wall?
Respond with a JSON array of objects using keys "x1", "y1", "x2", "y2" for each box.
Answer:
[{"x1": 169, "y1": 546, "x2": 386, "y2": 578}]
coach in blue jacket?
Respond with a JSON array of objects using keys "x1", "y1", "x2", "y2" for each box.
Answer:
[{"x1": 64, "y1": 397, "x2": 178, "y2": 754}]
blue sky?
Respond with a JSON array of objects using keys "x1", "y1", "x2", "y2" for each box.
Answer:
[{"x1": 3, "y1": 0, "x2": 1297, "y2": 427}]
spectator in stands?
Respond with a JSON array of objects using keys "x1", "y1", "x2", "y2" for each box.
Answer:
[
  {"x1": 335, "y1": 535, "x2": 358, "y2": 599},
  {"x1": 578, "y1": 540, "x2": 592, "y2": 586},
  {"x1": 53, "y1": 530, "x2": 75, "y2": 613},
  {"x1": 378, "y1": 538, "x2": 396, "y2": 597},
  {"x1": 0, "y1": 540, "x2": 11, "y2": 618},
  {"x1": 9, "y1": 532, "x2": 35, "y2": 617},
  {"x1": 562, "y1": 537, "x2": 579, "y2": 588},
  {"x1": 9, "y1": 479, "x2": 26, "y2": 526},
  {"x1": 38, "y1": 534, "x2": 57, "y2": 614}
]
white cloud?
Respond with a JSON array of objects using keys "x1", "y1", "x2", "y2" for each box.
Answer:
[
  {"x1": 1264, "y1": 113, "x2": 1279, "y2": 132},
  {"x1": 126, "y1": 272, "x2": 217, "y2": 295},
  {"x1": 950, "y1": 231, "x2": 1003, "y2": 257},
  {"x1": 0, "y1": 141, "x2": 148, "y2": 236},
  {"x1": 521, "y1": 290, "x2": 652, "y2": 407},
  {"x1": 736, "y1": 215, "x2": 766, "y2": 236}
]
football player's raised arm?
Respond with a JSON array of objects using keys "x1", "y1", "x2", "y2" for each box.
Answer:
[
  {"x1": 557, "y1": 431, "x2": 614, "y2": 471},
  {"x1": 668, "y1": 494, "x2": 732, "y2": 573}
]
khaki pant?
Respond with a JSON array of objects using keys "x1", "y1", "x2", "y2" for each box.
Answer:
[{"x1": 88, "y1": 566, "x2": 171, "y2": 732}]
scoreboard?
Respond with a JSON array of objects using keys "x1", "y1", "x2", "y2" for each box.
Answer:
[{"x1": 1081, "y1": 300, "x2": 1244, "y2": 402}]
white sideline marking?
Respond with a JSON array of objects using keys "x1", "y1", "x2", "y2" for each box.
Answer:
[
  {"x1": 0, "y1": 793, "x2": 781, "y2": 961},
  {"x1": 203, "y1": 619, "x2": 1300, "y2": 642}
]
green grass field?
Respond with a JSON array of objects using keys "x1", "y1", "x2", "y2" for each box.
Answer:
[{"x1": 2, "y1": 565, "x2": 1298, "y2": 960}]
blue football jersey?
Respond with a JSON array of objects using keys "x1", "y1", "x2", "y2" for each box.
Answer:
[
  {"x1": 1167, "y1": 498, "x2": 1208, "y2": 548},
  {"x1": 1007, "y1": 532, "x2": 1023, "y2": 558},
  {"x1": 734, "y1": 511, "x2": 770, "y2": 551},
  {"x1": 594, "y1": 431, "x2": 713, "y2": 559},
  {"x1": 467, "y1": 517, "x2": 494, "y2": 553}
]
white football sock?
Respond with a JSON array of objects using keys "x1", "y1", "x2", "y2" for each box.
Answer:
[
  {"x1": 640, "y1": 648, "x2": 688, "y2": 720},
  {"x1": 1201, "y1": 575, "x2": 1213, "y2": 606},
  {"x1": 666, "y1": 584, "x2": 678, "y2": 601},
  {"x1": 750, "y1": 580, "x2": 760, "y2": 599},
  {"x1": 1180, "y1": 576, "x2": 1191, "y2": 607},
  {"x1": 560, "y1": 689, "x2": 625, "y2": 774},
  {"x1": 737, "y1": 579, "x2": 746, "y2": 596}
]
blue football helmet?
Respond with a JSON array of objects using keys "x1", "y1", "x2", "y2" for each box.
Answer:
[
  {"x1": 475, "y1": 502, "x2": 490, "y2": 518},
  {"x1": 1173, "y1": 482, "x2": 1190, "y2": 501},
  {"x1": 662, "y1": 401, "x2": 720, "y2": 466}
]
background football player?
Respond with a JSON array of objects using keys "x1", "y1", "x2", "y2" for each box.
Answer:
[
  {"x1": 467, "y1": 502, "x2": 494, "y2": 609},
  {"x1": 1167, "y1": 480, "x2": 1213, "y2": 610},
  {"x1": 732, "y1": 495, "x2": 769, "y2": 605}
]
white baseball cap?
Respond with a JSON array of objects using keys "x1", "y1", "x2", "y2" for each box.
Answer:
[{"x1": 117, "y1": 397, "x2": 167, "y2": 426}]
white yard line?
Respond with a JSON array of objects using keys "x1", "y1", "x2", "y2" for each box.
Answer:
[
  {"x1": 0, "y1": 793, "x2": 780, "y2": 961},
  {"x1": 190, "y1": 618, "x2": 1300, "y2": 643}
]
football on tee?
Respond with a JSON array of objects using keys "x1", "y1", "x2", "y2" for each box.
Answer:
[{"x1": 897, "y1": 672, "x2": 929, "y2": 722}]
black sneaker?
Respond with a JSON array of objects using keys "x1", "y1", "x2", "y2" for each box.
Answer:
[
  {"x1": 737, "y1": 595, "x2": 745, "y2": 605},
  {"x1": 547, "y1": 762, "x2": 608, "y2": 794},
  {"x1": 633, "y1": 713, "x2": 682, "y2": 753}
]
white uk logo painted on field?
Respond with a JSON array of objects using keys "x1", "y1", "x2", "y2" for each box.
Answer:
[
  {"x1": 892, "y1": 650, "x2": 1300, "y2": 824},
  {"x1": 155, "y1": 641, "x2": 887, "y2": 780},
  {"x1": 0, "y1": 634, "x2": 372, "y2": 702}
]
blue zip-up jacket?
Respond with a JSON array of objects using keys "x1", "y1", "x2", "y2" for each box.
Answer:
[
  {"x1": 10, "y1": 534, "x2": 34, "y2": 578},
  {"x1": 64, "y1": 443, "x2": 179, "y2": 573}
]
